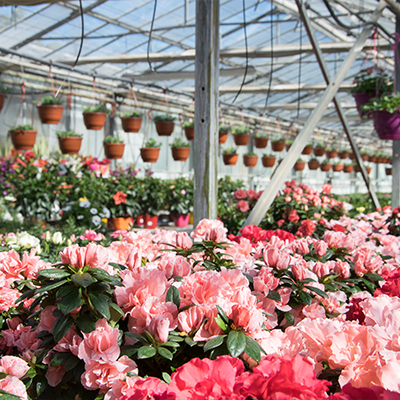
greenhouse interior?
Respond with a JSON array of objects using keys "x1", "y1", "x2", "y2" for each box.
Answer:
[{"x1": 1, "y1": 0, "x2": 400, "y2": 399}]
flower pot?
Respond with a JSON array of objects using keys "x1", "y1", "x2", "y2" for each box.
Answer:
[
  {"x1": 373, "y1": 110, "x2": 400, "y2": 140},
  {"x1": 58, "y1": 136, "x2": 82, "y2": 155},
  {"x1": 262, "y1": 156, "x2": 276, "y2": 168},
  {"x1": 38, "y1": 105, "x2": 63, "y2": 124},
  {"x1": 243, "y1": 155, "x2": 258, "y2": 168},
  {"x1": 302, "y1": 145, "x2": 313, "y2": 155},
  {"x1": 354, "y1": 165, "x2": 371, "y2": 174},
  {"x1": 366, "y1": 166, "x2": 372, "y2": 174},
  {"x1": 135, "y1": 215, "x2": 144, "y2": 227},
  {"x1": 361, "y1": 154, "x2": 369, "y2": 161},
  {"x1": 83, "y1": 112, "x2": 106, "y2": 130},
  {"x1": 349, "y1": 152, "x2": 356, "y2": 161},
  {"x1": 386, "y1": 167, "x2": 392, "y2": 176},
  {"x1": 313, "y1": 147, "x2": 325, "y2": 157},
  {"x1": 320, "y1": 163, "x2": 332, "y2": 172},
  {"x1": 353, "y1": 92, "x2": 373, "y2": 119},
  {"x1": 184, "y1": 127, "x2": 194, "y2": 141},
  {"x1": 144, "y1": 214, "x2": 158, "y2": 229},
  {"x1": 0, "y1": 93, "x2": 6, "y2": 113},
  {"x1": 271, "y1": 141, "x2": 285, "y2": 152},
  {"x1": 369, "y1": 155, "x2": 377, "y2": 163},
  {"x1": 254, "y1": 137, "x2": 268, "y2": 148},
  {"x1": 109, "y1": 217, "x2": 131, "y2": 231},
  {"x1": 174, "y1": 214, "x2": 190, "y2": 227},
  {"x1": 344, "y1": 165, "x2": 353, "y2": 173},
  {"x1": 172, "y1": 147, "x2": 190, "y2": 161},
  {"x1": 338, "y1": 151, "x2": 349, "y2": 159},
  {"x1": 233, "y1": 133, "x2": 250, "y2": 146},
  {"x1": 121, "y1": 116, "x2": 142, "y2": 133},
  {"x1": 219, "y1": 130, "x2": 228, "y2": 144},
  {"x1": 140, "y1": 147, "x2": 160, "y2": 163},
  {"x1": 326, "y1": 150, "x2": 338, "y2": 159},
  {"x1": 10, "y1": 129, "x2": 37, "y2": 150},
  {"x1": 155, "y1": 121, "x2": 174, "y2": 136},
  {"x1": 223, "y1": 153, "x2": 238, "y2": 166},
  {"x1": 333, "y1": 164, "x2": 344, "y2": 172},
  {"x1": 285, "y1": 143, "x2": 292, "y2": 151},
  {"x1": 294, "y1": 161, "x2": 305, "y2": 171},
  {"x1": 377, "y1": 156, "x2": 385, "y2": 164},
  {"x1": 308, "y1": 160, "x2": 319, "y2": 170},
  {"x1": 104, "y1": 143, "x2": 125, "y2": 159}
]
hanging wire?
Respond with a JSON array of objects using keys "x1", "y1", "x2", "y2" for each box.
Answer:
[
  {"x1": 232, "y1": 0, "x2": 249, "y2": 104},
  {"x1": 262, "y1": 0, "x2": 274, "y2": 115},
  {"x1": 297, "y1": 7, "x2": 303, "y2": 119},
  {"x1": 147, "y1": 0, "x2": 158, "y2": 73}
]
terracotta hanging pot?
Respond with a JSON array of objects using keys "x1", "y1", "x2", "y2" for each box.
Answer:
[
  {"x1": 349, "y1": 152, "x2": 356, "y2": 160},
  {"x1": 320, "y1": 163, "x2": 332, "y2": 172},
  {"x1": 0, "y1": 93, "x2": 6, "y2": 113},
  {"x1": 104, "y1": 143, "x2": 125, "y2": 159},
  {"x1": 243, "y1": 155, "x2": 258, "y2": 168},
  {"x1": 386, "y1": 167, "x2": 392, "y2": 176},
  {"x1": 171, "y1": 147, "x2": 190, "y2": 161},
  {"x1": 121, "y1": 117, "x2": 142, "y2": 133},
  {"x1": 313, "y1": 147, "x2": 325, "y2": 157},
  {"x1": 233, "y1": 133, "x2": 250, "y2": 146},
  {"x1": 333, "y1": 163, "x2": 344, "y2": 172},
  {"x1": 38, "y1": 105, "x2": 64, "y2": 125},
  {"x1": 360, "y1": 153, "x2": 369, "y2": 162},
  {"x1": 285, "y1": 143, "x2": 292, "y2": 151},
  {"x1": 338, "y1": 151, "x2": 349, "y2": 159},
  {"x1": 344, "y1": 165, "x2": 353, "y2": 173},
  {"x1": 83, "y1": 112, "x2": 106, "y2": 130},
  {"x1": 254, "y1": 137, "x2": 268, "y2": 148},
  {"x1": 294, "y1": 161, "x2": 306, "y2": 171},
  {"x1": 262, "y1": 155, "x2": 276, "y2": 168},
  {"x1": 155, "y1": 121, "x2": 175, "y2": 136},
  {"x1": 140, "y1": 147, "x2": 160, "y2": 163},
  {"x1": 308, "y1": 160, "x2": 319, "y2": 170},
  {"x1": 302, "y1": 145, "x2": 313, "y2": 155},
  {"x1": 10, "y1": 129, "x2": 37, "y2": 150},
  {"x1": 108, "y1": 217, "x2": 131, "y2": 231},
  {"x1": 184, "y1": 126, "x2": 194, "y2": 141},
  {"x1": 58, "y1": 136, "x2": 82, "y2": 155},
  {"x1": 223, "y1": 153, "x2": 238, "y2": 166},
  {"x1": 326, "y1": 150, "x2": 338, "y2": 159},
  {"x1": 271, "y1": 141, "x2": 285, "y2": 152},
  {"x1": 219, "y1": 130, "x2": 228, "y2": 144},
  {"x1": 369, "y1": 155, "x2": 377, "y2": 163},
  {"x1": 354, "y1": 165, "x2": 371, "y2": 174}
]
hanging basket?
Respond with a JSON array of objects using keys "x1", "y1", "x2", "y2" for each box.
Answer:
[
  {"x1": 233, "y1": 133, "x2": 250, "y2": 146},
  {"x1": 308, "y1": 160, "x2": 319, "y2": 170},
  {"x1": 254, "y1": 137, "x2": 268, "y2": 148},
  {"x1": 302, "y1": 145, "x2": 313, "y2": 155},
  {"x1": 349, "y1": 152, "x2": 356, "y2": 160},
  {"x1": 285, "y1": 143, "x2": 292, "y2": 151},
  {"x1": 121, "y1": 117, "x2": 142, "y2": 133},
  {"x1": 373, "y1": 110, "x2": 400, "y2": 140},
  {"x1": 38, "y1": 105, "x2": 64, "y2": 124},
  {"x1": 0, "y1": 93, "x2": 6, "y2": 113},
  {"x1": 219, "y1": 130, "x2": 228, "y2": 144},
  {"x1": 354, "y1": 165, "x2": 371, "y2": 174},
  {"x1": 333, "y1": 163, "x2": 344, "y2": 172},
  {"x1": 353, "y1": 92, "x2": 373, "y2": 120},
  {"x1": 171, "y1": 147, "x2": 190, "y2": 161},
  {"x1": 369, "y1": 155, "x2": 377, "y2": 163},
  {"x1": 262, "y1": 155, "x2": 276, "y2": 168},
  {"x1": 184, "y1": 127, "x2": 194, "y2": 141},
  {"x1": 243, "y1": 155, "x2": 258, "y2": 168},
  {"x1": 140, "y1": 147, "x2": 160, "y2": 163},
  {"x1": 223, "y1": 153, "x2": 238, "y2": 166},
  {"x1": 313, "y1": 147, "x2": 325, "y2": 157},
  {"x1": 326, "y1": 150, "x2": 338, "y2": 159},
  {"x1": 320, "y1": 163, "x2": 332, "y2": 172},
  {"x1": 338, "y1": 151, "x2": 349, "y2": 159},
  {"x1": 386, "y1": 167, "x2": 392, "y2": 176},
  {"x1": 271, "y1": 141, "x2": 285, "y2": 152},
  {"x1": 104, "y1": 143, "x2": 125, "y2": 159},
  {"x1": 10, "y1": 129, "x2": 37, "y2": 150},
  {"x1": 294, "y1": 161, "x2": 305, "y2": 171},
  {"x1": 344, "y1": 165, "x2": 353, "y2": 173},
  {"x1": 58, "y1": 137, "x2": 82, "y2": 155},
  {"x1": 155, "y1": 121, "x2": 175, "y2": 136},
  {"x1": 83, "y1": 112, "x2": 106, "y2": 130}
]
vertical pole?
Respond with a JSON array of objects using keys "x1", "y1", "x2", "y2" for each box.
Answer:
[
  {"x1": 194, "y1": 0, "x2": 220, "y2": 225},
  {"x1": 392, "y1": 12, "x2": 400, "y2": 207}
]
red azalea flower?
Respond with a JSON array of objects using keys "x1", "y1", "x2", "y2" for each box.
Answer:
[{"x1": 113, "y1": 190, "x2": 127, "y2": 205}]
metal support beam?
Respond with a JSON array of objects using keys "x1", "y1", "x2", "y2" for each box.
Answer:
[
  {"x1": 244, "y1": 1, "x2": 386, "y2": 227},
  {"x1": 296, "y1": 0, "x2": 380, "y2": 209},
  {"x1": 193, "y1": 0, "x2": 219, "y2": 225}
]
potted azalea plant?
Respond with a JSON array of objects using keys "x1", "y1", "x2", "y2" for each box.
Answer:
[
  {"x1": 313, "y1": 142, "x2": 325, "y2": 157},
  {"x1": 362, "y1": 94, "x2": 400, "y2": 140},
  {"x1": 271, "y1": 137, "x2": 285, "y2": 152},
  {"x1": 35, "y1": 95, "x2": 64, "y2": 124},
  {"x1": 294, "y1": 157, "x2": 305, "y2": 171},
  {"x1": 243, "y1": 151, "x2": 258, "y2": 168},
  {"x1": 57, "y1": 130, "x2": 83, "y2": 155},
  {"x1": 232, "y1": 125, "x2": 250, "y2": 146},
  {"x1": 222, "y1": 147, "x2": 238, "y2": 166},
  {"x1": 0, "y1": 83, "x2": 10, "y2": 113},
  {"x1": 253, "y1": 131, "x2": 269, "y2": 148},
  {"x1": 141, "y1": 176, "x2": 166, "y2": 228},
  {"x1": 104, "y1": 134, "x2": 125, "y2": 159},
  {"x1": 302, "y1": 142, "x2": 313, "y2": 155},
  {"x1": 219, "y1": 124, "x2": 230, "y2": 144},
  {"x1": 182, "y1": 120, "x2": 194, "y2": 141},
  {"x1": 154, "y1": 114, "x2": 176, "y2": 136},
  {"x1": 351, "y1": 68, "x2": 393, "y2": 119},
  {"x1": 170, "y1": 137, "x2": 191, "y2": 161},
  {"x1": 140, "y1": 138, "x2": 162, "y2": 163},
  {"x1": 9, "y1": 124, "x2": 37, "y2": 150},
  {"x1": 308, "y1": 157, "x2": 319, "y2": 170},
  {"x1": 320, "y1": 159, "x2": 332, "y2": 172},
  {"x1": 262, "y1": 153, "x2": 276, "y2": 168},
  {"x1": 166, "y1": 177, "x2": 193, "y2": 227},
  {"x1": 120, "y1": 110, "x2": 142, "y2": 133},
  {"x1": 83, "y1": 103, "x2": 110, "y2": 130}
]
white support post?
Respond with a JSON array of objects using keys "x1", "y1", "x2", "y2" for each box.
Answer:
[
  {"x1": 193, "y1": 0, "x2": 220, "y2": 225},
  {"x1": 244, "y1": 1, "x2": 386, "y2": 227}
]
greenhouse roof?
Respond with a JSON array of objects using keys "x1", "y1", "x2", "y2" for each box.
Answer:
[{"x1": 0, "y1": 0, "x2": 397, "y2": 148}]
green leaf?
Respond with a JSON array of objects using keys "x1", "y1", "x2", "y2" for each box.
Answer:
[
  {"x1": 162, "y1": 341, "x2": 180, "y2": 348},
  {"x1": 361, "y1": 277, "x2": 375, "y2": 292},
  {"x1": 65, "y1": 355, "x2": 80, "y2": 371},
  {"x1": 35, "y1": 376, "x2": 47, "y2": 397},
  {"x1": 203, "y1": 334, "x2": 226, "y2": 352},
  {"x1": 38, "y1": 269, "x2": 71, "y2": 279},
  {"x1": 109, "y1": 302, "x2": 125, "y2": 317},
  {"x1": 298, "y1": 290, "x2": 312, "y2": 305},
  {"x1": 162, "y1": 372, "x2": 171, "y2": 384},
  {"x1": 158, "y1": 347, "x2": 173, "y2": 360},
  {"x1": 58, "y1": 287, "x2": 83, "y2": 315},
  {"x1": 215, "y1": 305, "x2": 229, "y2": 324},
  {"x1": 364, "y1": 273, "x2": 385, "y2": 282},
  {"x1": 76, "y1": 315, "x2": 96, "y2": 333},
  {"x1": 52, "y1": 314, "x2": 73, "y2": 342},
  {"x1": 244, "y1": 335, "x2": 264, "y2": 363},
  {"x1": 0, "y1": 373, "x2": 7, "y2": 380},
  {"x1": 71, "y1": 273, "x2": 94, "y2": 288},
  {"x1": 227, "y1": 330, "x2": 246, "y2": 358},
  {"x1": 284, "y1": 312, "x2": 295, "y2": 325},
  {"x1": 214, "y1": 317, "x2": 228, "y2": 332},
  {"x1": 51, "y1": 352, "x2": 72, "y2": 366},
  {"x1": 184, "y1": 336, "x2": 196, "y2": 347},
  {"x1": 266, "y1": 290, "x2": 281, "y2": 302},
  {"x1": 137, "y1": 346, "x2": 157, "y2": 359},
  {"x1": 165, "y1": 286, "x2": 181, "y2": 308},
  {"x1": 125, "y1": 332, "x2": 149, "y2": 344},
  {"x1": 108, "y1": 262, "x2": 127, "y2": 271},
  {"x1": 36, "y1": 279, "x2": 69, "y2": 295},
  {"x1": 16, "y1": 289, "x2": 36, "y2": 304},
  {"x1": 305, "y1": 286, "x2": 329, "y2": 299},
  {"x1": 89, "y1": 292, "x2": 110, "y2": 319}
]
